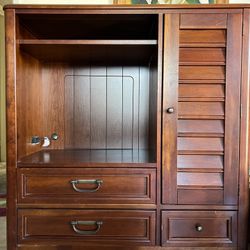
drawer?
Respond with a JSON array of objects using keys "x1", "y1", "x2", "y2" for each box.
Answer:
[
  {"x1": 18, "y1": 209, "x2": 156, "y2": 246},
  {"x1": 161, "y1": 211, "x2": 237, "y2": 247},
  {"x1": 18, "y1": 168, "x2": 156, "y2": 204}
]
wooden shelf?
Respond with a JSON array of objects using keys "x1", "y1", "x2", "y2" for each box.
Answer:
[
  {"x1": 18, "y1": 39, "x2": 158, "y2": 45},
  {"x1": 18, "y1": 149, "x2": 157, "y2": 167},
  {"x1": 18, "y1": 39, "x2": 157, "y2": 63}
]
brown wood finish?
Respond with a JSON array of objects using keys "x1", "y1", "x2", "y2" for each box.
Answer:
[
  {"x1": 17, "y1": 168, "x2": 156, "y2": 204},
  {"x1": 17, "y1": 247, "x2": 237, "y2": 250},
  {"x1": 178, "y1": 102, "x2": 225, "y2": 118},
  {"x1": 238, "y1": 9, "x2": 250, "y2": 250},
  {"x1": 179, "y1": 66, "x2": 225, "y2": 80},
  {"x1": 223, "y1": 13, "x2": 242, "y2": 205},
  {"x1": 16, "y1": 62, "x2": 158, "y2": 156},
  {"x1": 177, "y1": 155, "x2": 223, "y2": 170},
  {"x1": 179, "y1": 30, "x2": 226, "y2": 45},
  {"x1": 18, "y1": 209, "x2": 156, "y2": 246},
  {"x1": 162, "y1": 11, "x2": 243, "y2": 209},
  {"x1": 5, "y1": 8, "x2": 18, "y2": 250},
  {"x1": 162, "y1": 13, "x2": 179, "y2": 205},
  {"x1": 5, "y1": 4, "x2": 246, "y2": 9},
  {"x1": 18, "y1": 43, "x2": 157, "y2": 64},
  {"x1": 4, "y1": 4, "x2": 249, "y2": 250},
  {"x1": 177, "y1": 172, "x2": 223, "y2": 187},
  {"x1": 16, "y1": 49, "x2": 43, "y2": 158},
  {"x1": 180, "y1": 13, "x2": 227, "y2": 29},
  {"x1": 63, "y1": 65, "x2": 155, "y2": 150},
  {"x1": 178, "y1": 120, "x2": 224, "y2": 136},
  {"x1": 177, "y1": 189, "x2": 224, "y2": 205},
  {"x1": 18, "y1": 149, "x2": 157, "y2": 167},
  {"x1": 162, "y1": 211, "x2": 237, "y2": 247},
  {"x1": 179, "y1": 48, "x2": 226, "y2": 65},
  {"x1": 154, "y1": 13, "x2": 163, "y2": 246}
]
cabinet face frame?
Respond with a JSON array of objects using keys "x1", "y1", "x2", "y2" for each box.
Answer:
[{"x1": 4, "y1": 5, "x2": 249, "y2": 250}]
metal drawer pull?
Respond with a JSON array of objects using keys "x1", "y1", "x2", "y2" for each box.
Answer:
[
  {"x1": 70, "y1": 221, "x2": 103, "y2": 235},
  {"x1": 195, "y1": 224, "x2": 203, "y2": 232},
  {"x1": 70, "y1": 179, "x2": 103, "y2": 193}
]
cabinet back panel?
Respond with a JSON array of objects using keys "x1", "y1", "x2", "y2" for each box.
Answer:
[{"x1": 64, "y1": 65, "x2": 152, "y2": 150}]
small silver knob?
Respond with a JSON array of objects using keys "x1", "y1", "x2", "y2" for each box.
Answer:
[
  {"x1": 166, "y1": 107, "x2": 174, "y2": 114},
  {"x1": 195, "y1": 224, "x2": 203, "y2": 232},
  {"x1": 51, "y1": 133, "x2": 59, "y2": 140}
]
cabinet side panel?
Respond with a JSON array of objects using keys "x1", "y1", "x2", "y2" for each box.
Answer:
[
  {"x1": 5, "y1": 9, "x2": 17, "y2": 250},
  {"x1": 16, "y1": 51, "x2": 43, "y2": 158},
  {"x1": 238, "y1": 8, "x2": 250, "y2": 250}
]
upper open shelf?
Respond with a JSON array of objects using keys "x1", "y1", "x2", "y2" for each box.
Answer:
[
  {"x1": 17, "y1": 13, "x2": 158, "y2": 63},
  {"x1": 18, "y1": 14, "x2": 158, "y2": 40}
]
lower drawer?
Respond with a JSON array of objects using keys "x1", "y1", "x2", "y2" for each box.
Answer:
[
  {"x1": 161, "y1": 211, "x2": 237, "y2": 247},
  {"x1": 18, "y1": 209, "x2": 156, "y2": 246}
]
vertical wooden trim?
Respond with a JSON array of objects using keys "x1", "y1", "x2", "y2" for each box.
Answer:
[
  {"x1": 156, "y1": 13, "x2": 163, "y2": 245},
  {"x1": 238, "y1": 9, "x2": 250, "y2": 250},
  {"x1": 224, "y1": 13, "x2": 242, "y2": 205},
  {"x1": 162, "y1": 14, "x2": 179, "y2": 205},
  {"x1": 5, "y1": 9, "x2": 17, "y2": 250},
  {"x1": 0, "y1": 10, "x2": 6, "y2": 162}
]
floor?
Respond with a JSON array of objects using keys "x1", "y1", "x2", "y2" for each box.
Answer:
[
  {"x1": 0, "y1": 217, "x2": 6, "y2": 250},
  {"x1": 0, "y1": 164, "x2": 6, "y2": 250}
]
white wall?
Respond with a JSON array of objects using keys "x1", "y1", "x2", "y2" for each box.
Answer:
[
  {"x1": 230, "y1": 0, "x2": 250, "y2": 2},
  {"x1": 13, "y1": 0, "x2": 113, "y2": 4}
]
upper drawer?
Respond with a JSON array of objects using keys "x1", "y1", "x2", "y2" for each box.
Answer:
[
  {"x1": 162, "y1": 211, "x2": 237, "y2": 247},
  {"x1": 18, "y1": 209, "x2": 156, "y2": 246},
  {"x1": 17, "y1": 168, "x2": 156, "y2": 205}
]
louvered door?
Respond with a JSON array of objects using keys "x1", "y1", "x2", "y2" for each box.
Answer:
[{"x1": 162, "y1": 12, "x2": 242, "y2": 205}]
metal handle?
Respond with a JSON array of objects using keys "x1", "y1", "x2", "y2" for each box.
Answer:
[
  {"x1": 70, "y1": 221, "x2": 103, "y2": 235},
  {"x1": 166, "y1": 107, "x2": 174, "y2": 114},
  {"x1": 195, "y1": 224, "x2": 203, "y2": 232},
  {"x1": 70, "y1": 179, "x2": 103, "y2": 193}
]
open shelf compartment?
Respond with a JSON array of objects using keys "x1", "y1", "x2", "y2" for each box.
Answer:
[{"x1": 16, "y1": 13, "x2": 159, "y2": 165}]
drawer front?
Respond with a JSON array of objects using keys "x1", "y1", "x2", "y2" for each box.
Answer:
[
  {"x1": 18, "y1": 209, "x2": 156, "y2": 246},
  {"x1": 162, "y1": 211, "x2": 237, "y2": 247},
  {"x1": 18, "y1": 168, "x2": 156, "y2": 204}
]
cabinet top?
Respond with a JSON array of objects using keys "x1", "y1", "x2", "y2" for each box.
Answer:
[{"x1": 3, "y1": 4, "x2": 250, "y2": 10}]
